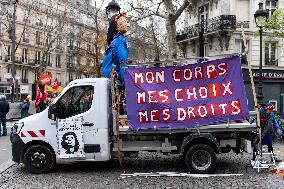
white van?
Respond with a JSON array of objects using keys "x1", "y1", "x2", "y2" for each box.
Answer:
[{"x1": 11, "y1": 78, "x2": 256, "y2": 174}]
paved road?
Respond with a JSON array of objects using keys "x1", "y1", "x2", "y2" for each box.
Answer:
[
  {"x1": 0, "y1": 123, "x2": 12, "y2": 165},
  {"x1": 0, "y1": 141, "x2": 283, "y2": 188}
]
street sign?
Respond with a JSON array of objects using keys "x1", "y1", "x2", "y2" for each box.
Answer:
[{"x1": 20, "y1": 85, "x2": 29, "y2": 94}]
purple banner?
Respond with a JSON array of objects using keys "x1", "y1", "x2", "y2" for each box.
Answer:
[{"x1": 125, "y1": 56, "x2": 249, "y2": 131}]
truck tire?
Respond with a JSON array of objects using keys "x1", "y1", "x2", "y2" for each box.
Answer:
[
  {"x1": 184, "y1": 144, "x2": 217, "y2": 174},
  {"x1": 23, "y1": 145, "x2": 55, "y2": 174}
]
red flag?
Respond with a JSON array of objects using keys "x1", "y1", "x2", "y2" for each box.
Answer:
[
  {"x1": 35, "y1": 84, "x2": 41, "y2": 108},
  {"x1": 38, "y1": 74, "x2": 52, "y2": 85},
  {"x1": 52, "y1": 78, "x2": 59, "y2": 93}
]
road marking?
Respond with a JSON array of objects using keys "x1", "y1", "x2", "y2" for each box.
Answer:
[
  {"x1": 0, "y1": 160, "x2": 16, "y2": 174},
  {"x1": 2, "y1": 149, "x2": 7, "y2": 151},
  {"x1": 120, "y1": 173, "x2": 243, "y2": 178}
]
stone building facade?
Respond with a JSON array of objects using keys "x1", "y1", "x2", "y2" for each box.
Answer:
[
  {"x1": 0, "y1": 0, "x2": 105, "y2": 101},
  {"x1": 177, "y1": 0, "x2": 284, "y2": 114}
]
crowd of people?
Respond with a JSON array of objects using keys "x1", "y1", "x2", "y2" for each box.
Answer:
[{"x1": 0, "y1": 92, "x2": 57, "y2": 137}]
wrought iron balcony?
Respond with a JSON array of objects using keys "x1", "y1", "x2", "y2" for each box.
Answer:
[{"x1": 177, "y1": 15, "x2": 237, "y2": 42}]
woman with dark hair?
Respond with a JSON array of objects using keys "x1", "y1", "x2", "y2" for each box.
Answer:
[{"x1": 61, "y1": 132, "x2": 80, "y2": 154}]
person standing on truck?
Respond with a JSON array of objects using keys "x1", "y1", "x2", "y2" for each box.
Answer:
[
  {"x1": 0, "y1": 95, "x2": 9, "y2": 136},
  {"x1": 252, "y1": 103, "x2": 282, "y2": 163},
  {"x1": 102, "y1": 12, "x2": 129, "y2": 88}
]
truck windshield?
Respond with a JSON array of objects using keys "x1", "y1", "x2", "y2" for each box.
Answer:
[{"x1": 56, "y1": 85, "x2": 94, "y2": 119}]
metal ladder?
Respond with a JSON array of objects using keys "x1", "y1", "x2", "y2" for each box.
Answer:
[{"x1": 252, "y1": 151, "x2": 278, "y2": 172}]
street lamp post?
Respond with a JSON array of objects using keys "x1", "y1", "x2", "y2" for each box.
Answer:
[
  {"x1": 199, "y1": 19, "x2": 205, "y2": 60},
  {"x1": 1, "y1": 0, "x2": 18, "y2": 102},
  {"x1": 254, "y1": 2, "x2": 268, "y2": 105}
]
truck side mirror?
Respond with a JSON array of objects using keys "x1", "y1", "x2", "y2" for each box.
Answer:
[{"x1": 48, "y1": 104, "x2": 57, "y2": 121}]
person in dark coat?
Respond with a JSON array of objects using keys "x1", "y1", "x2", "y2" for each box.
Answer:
[
  {"x1": 20, "y1": 96, "x2": 30, "y2": 119},
  {"x1": 0, "y1": 95, "x2": 10, "y2": 136}
]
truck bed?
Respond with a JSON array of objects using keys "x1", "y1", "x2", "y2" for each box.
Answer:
[{"x1": 118, "y1": 115, "x2": 257, "y2": 135}]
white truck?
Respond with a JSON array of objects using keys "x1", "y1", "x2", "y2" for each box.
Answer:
[{"x1": 11, "y1": 77, "x2": 256, "y2": 174}]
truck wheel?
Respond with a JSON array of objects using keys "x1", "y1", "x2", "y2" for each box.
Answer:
[
  {"x1": 23, "y1": 145, "x2": 55, "y2": 174},
  {"x1": 184, "y1": 144, "x2": 216, "y2": 174}
]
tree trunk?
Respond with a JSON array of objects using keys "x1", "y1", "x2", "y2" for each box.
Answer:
[{"x1": 166, "y1": 18, "x2": 177, "y2": 59}]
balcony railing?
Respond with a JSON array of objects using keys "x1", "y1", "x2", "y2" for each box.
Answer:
[{"x1": 177, "y1": 15, "x2": 237, "y2": 42}]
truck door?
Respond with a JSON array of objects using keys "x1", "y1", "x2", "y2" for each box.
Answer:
[{"x1": 55, "y1": 84, "x2": 109, "y2": 161}]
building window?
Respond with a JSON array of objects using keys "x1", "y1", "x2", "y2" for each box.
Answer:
[
  {"x1": 36, "y1": 31, "x2": 42, "y2": 45},
  {"x1": 266, "y1": 0, "x2": 277, "y2": 17},
  {"x1": 23, "y1": 9, "x2": 29, "y2": 22},
  {"x1": 198, "y1": 4, "x2": 209, "y2": 30},
  {"x1": 46, "y1": 53, "x2": 51, "y2": 66},
  {"x1": 47, "y1": 0, "x2": 52, "y2": 12},
  {"x1": 35, "y1": 51, "x2": 40, "y2": 64},
  {"x1": 46, "y1": 35, "x2": 51, "y2": 47},
  {"x1": 35, "y1": 0, "x2": 41, "y2": 9},
  {"x1": 46, "y1": 17, "x2": 52, "y2": 30},
  {"x1": 23, "y1": 28, "x2": 29, "y2": 43},
  {"x1": 0, "y1": 22, "x2": 4, "y2": 36},
  {"x1": 67, "y1": 56, "x2": 74, "y2": 68},
  {"x1": 35, "y1": 14, "x2": 42, "y2": 26},
  {"x1": 56, "y1": 36, "x2": 61, "y2": 49},
  {"x1": 7, "y1": 66, "x2": 12, "y2": 73},
  {"x1": 56, "y1": 3, "x2": 61, "y2": 16},
  {"x1": 235, "y1": 39, "x2": 249, "y2": 64},
  {"x1": 7, "y1": 46, "x2": 11, "y2": 61},
  {"x1": 204, "y1": 43, "x2": 209, "y2": 57},
  {"x1": 23, "y1": 0, "x2": 29, "y2": 5},
  {"x1": 57, "y1": 21, "x2": 62, "y2": 32},
  {"x1": 56, "y1": 54, "x2": 61, "y2": 68},
  {"x1": 21, "y1": 69, "x2": 28, "y2": 83},
  {"x1": 69, "y1": 39, "x2": 74, "y2": 48},
  {"x1": 265, "y1": 42, "x2": 278, "y2": 66},
  {"x1": 76, "y1": 41, "x2": 81, "y2": 48},
  {"x1": 22, "y1": 48, "x2": 28, "y2": 64}
]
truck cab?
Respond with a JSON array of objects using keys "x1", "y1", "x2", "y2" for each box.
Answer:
[{"x1": 11, "y1": 78, "x2": 112, "y2": 173}]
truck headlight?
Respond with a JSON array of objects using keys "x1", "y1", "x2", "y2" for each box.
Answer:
[{"x1": 13, "y1": 122, "x2": 24, "y2": 134}]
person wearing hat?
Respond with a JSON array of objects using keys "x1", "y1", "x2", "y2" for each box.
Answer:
[{"x1": 252, "y1": 103, "x2": 282, "y2": 163}]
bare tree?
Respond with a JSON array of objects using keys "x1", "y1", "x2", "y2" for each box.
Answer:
[
  {"x1": 125, "y1": 0, "x2": 190, "y2": 59},
  {"x1": 68, "y1": 0, "x2": 107, "y2": 78}
]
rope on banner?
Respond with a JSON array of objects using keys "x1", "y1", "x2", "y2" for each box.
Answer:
[{"x1": 241, "y1": 25, "x2": 262, "y2": 156}]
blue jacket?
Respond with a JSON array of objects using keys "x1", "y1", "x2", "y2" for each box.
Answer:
[
  {"x1": 102, "y1": 34, "x2": 128, "y2": 87},
  {"x1": 259, "y1": 108, "x2": 279, "y2": 146}
]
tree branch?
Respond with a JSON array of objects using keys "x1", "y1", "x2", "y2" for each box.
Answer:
[{"x1": 173, "y1": 0, "x2": 190, "y2": 21}]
